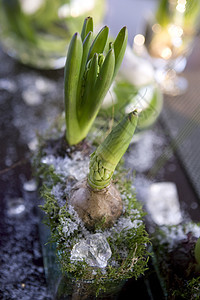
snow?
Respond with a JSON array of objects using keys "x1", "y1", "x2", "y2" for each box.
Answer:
[
  {"x1": 126, "y1": 129, "x2": 165, "y2": 173},
  {"x1": 41, "y1": 151, "x2": 90, "y2": 181},
  {"x1": 147, "y1": 182, "x2": 183, "y2": 226},
  {"x1": 113, "y1": 216, "x2": 142, "y2": 233},
  {"x1": 157, "y1": 223, "x2": 200, "y2": 250}
]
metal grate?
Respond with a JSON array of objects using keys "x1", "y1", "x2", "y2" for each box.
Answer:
[{"x1": 160, "y1": 70, "x2": 200, "y2": 201}]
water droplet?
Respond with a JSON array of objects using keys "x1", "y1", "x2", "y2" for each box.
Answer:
[
  {"x1": 22, "y1": 88, "x2": 42, "y2": 106},
  {"x1": 23, "y1": 179, "x2": 37, "y2": 192},
  {"x1": 7, "y1": 198, "x2": 26, "y2": 216},
  {"x1": 0, "y1": 79, "x2": 17, "y2": 93},
  {"x1": 28, "y1": 138, "x2": 38, "y2": 151},
  {"x1": 35, "y1": 77, "x2": 55, "y2": 94},
  {"x1": 191, "y1": 202, "x2": 198, "y2": 210}
]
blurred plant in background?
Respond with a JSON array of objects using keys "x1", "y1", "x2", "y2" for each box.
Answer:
[
  {"x1": 100, "y1": 45, "x2": 163, "y2": 134},
  {"x1": 0, "y1": 0, "x2": 105, "y2": 69},
  {"x1": 134, "y1": 0, "x2": 200, "y2": 95}
]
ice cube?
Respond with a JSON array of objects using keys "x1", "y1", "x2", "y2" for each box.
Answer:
[
  {"x1": 23, "y1": 179, "x2": 37, "y2": 192},
  {"x1": 71, "y1": 233, "x2": 112, "y2": 268},
  {"x1": 147, "y1": 182, "x2": 182, "y2": 225}
]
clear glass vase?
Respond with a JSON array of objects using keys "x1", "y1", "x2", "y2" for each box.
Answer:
[
  {"x1": 143, "y1": 0, "x2": 200, "y2": 96},
  {"x1": 0, "y1": 0, "x2": 105, "y2": 69}
]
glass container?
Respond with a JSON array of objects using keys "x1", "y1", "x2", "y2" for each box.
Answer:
[
  {"x1": 143, "y1": 0, "x2": 200, "y2": 95},
  {"x1": 0, "y1": 0, "x2": 105, "y2": 69}
]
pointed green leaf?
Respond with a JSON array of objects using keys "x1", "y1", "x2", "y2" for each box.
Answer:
[
  {"x1": 79, "y1": 49, "x2": 115, "y2": 137},
  {"x1": 81, "y1": 32, "x2": 93, "y2": 77},
  {"x1": 81, "y1": 16, "x2": 93, "y2": 41},
  {"x1": 88, "y1": 26, "x2": 109, "y2": 60},
  {"x1": 81, "y1": 53, "x2": 99, "y2": 114},
  {"x1": 113, "y1": 26, "x2": 128, "y2": 79},
  {"x1": 64, "y1": 32, "x2": 83, "y2": 145},
  {"x1": 77, "y1": 31, "x2": 93, "y2": 109},
  {"x1": 92, "y1": 48, "x2": 115, "y2": 108}
]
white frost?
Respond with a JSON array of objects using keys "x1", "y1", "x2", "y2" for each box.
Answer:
[
  {"x1": 157, "y1": 223, "x2": 200, "y2": 250},
  {"x1": 41, "y1": 151, "x2": 89, "y2": 181}
]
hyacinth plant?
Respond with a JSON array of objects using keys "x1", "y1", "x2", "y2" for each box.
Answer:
[
  {"x1": 63, "y1": 17, "x2": 134, "y2": 229},
  {"x1": 35, "y1": 17, "x2": 150, "y2": 298},
  {"x1": 70, "y1": 110, "x2": 138, "y2": 229},
  {"x1": 38, "y1": 108, "x2": 150, "y2": 297},
  {"x1": 64, "y1": 17, "x2": 128, "y2": 145}
]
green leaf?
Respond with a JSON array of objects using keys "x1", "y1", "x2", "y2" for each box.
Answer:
[
  {"x1": 81, "y1": 16, "x2": 93, "y2": 41},
  {"x1": 88, "y1": 26, "x2": 109, "y2": 60},
  {"x1": 79, "y1": 49, "x2": 115, "y2": 142},
  {"x1": 63, "y1": 17, "x2": 128, "y2": 146},
  {"x1": 77, "y1": 31, "x2": 93, "y2": 110},
  {"x1": 90, "y1": 48, "x2": 115, "y2": 116},
  {"x1": 81, "y1": 53, "x2": 99, "y2": 114},
  {"x1": 64, "y1": 32, "x2": 83, "y2": 145},
  {"x1": 113, "y1": 26, "x2": 128, "y2": 79}
]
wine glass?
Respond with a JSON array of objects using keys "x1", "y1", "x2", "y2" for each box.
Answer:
[
  {"x1": 136, "y1": 0, "x2": 200, "y2": 96},
  {"x1": 0, "y1": 0, "x2": 105, "y2": 69}
]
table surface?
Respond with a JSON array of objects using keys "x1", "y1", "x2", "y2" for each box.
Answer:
[{"x1": 1, "y1": 1, "x2": 200, "y2": 299}]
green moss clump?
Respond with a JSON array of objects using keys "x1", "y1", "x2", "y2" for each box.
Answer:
[
  {"x1": 172, "y1": 276, "x2": 200, "y2": 299},
  {"x1": 34, "y1": 144, "x2": 150, "y2": 295},
  {"x1": 151, "y1": 223, "x2": 200, "y2": 299}
]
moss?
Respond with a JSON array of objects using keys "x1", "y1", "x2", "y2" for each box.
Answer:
[
  {"x1": 33, "y1": 122, "x2": 150, "y2": 295},
  {"x1": 37, "y1": 164, "x2": 149, "y2": 290},
  {"x1": 172, "y1": 277, "x2": 200, "y2": 299},
  {"x1": 152, "y1": 224, "x2": 200, "y2": 299}
]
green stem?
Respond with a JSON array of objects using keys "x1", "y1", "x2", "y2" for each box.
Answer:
[{"x1": 88, "y1": 110, "x2": 138, "y2": 189}]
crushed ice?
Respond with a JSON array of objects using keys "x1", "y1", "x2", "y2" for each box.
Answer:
[
  {"x1": 61, "y1": 217, "x2": 79, "y2": 237},
  {"x1": 23, "y1": 179, "x2": 37, "y2": 192},
  {"x1": 112, "y1": 216, "x2": 142, "y2": 233},
  {"x1": 156, "y1": 223, "x2": 200, "y2": 250},
  {"x1": 0, "y1": 78, "x2": 17, "y2": 93},
  {"x1": 71, "y1": 233, "x2": 112, "y2": 268},
  {"x1": 147, "y1": 182, "x2": 182, "y2": 226},
  {"x1": 126, "y1": 128, "x2": 165, "y2": 172},
  {"x1": 41, "y1": 151, "x2": 90, "y2": 181},
  {"x1": 6, "y1": 197, "x2": 26, "y2": 216}
]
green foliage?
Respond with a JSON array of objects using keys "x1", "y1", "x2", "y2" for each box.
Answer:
[
  {"x1": 172, "y1": 277, "x2": 200, "y2": 299},
  {"x1": 64, "y1": 17, "x2": 128, "y2": 145},
  {"x1": 155, "y1": 0, "x2": 171, "y2": 27},
  {"x1": 1, "y1": 0, "x2": 36, "y2": 42},
  {"x1": 152, "y1": 224, "x2": 200, "y2": 299},
  {"x1": 155, "y1": 0, "x2": 200, "y2": 30}
]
